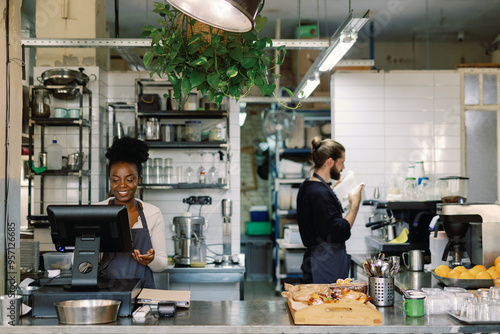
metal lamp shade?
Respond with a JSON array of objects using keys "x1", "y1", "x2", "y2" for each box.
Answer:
[{"x1": 166, "y1": 0, "x2": 262, "y2": 32}]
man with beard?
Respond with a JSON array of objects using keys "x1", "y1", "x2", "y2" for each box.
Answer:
[{"x1": 296, "y1": 137, "x2": 363, "y2": 283}]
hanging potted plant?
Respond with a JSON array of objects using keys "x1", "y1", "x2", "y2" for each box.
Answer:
[{"x1": 141, "y1": 2, "x2": 289, "y2": 108}]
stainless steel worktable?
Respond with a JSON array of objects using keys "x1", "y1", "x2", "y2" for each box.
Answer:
[{"x1": 5, "y1": 299, "x2": 500, "y2": 333}]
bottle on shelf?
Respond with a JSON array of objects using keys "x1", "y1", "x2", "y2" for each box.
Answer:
[{"x1": 46, "y1": 137, "x2": 63, "y2": 170}]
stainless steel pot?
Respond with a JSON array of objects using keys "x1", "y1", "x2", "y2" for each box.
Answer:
[{"x1": 40, "y1": 68, "x2": 90, "y2": 86}]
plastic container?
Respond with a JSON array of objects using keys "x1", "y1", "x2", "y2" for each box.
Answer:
[
  {"x1": 284, "y1": 250, "x2": 304, "y2": 274},
  {"x1": 283, "y1": 224, "x2": 302, "y2": 244},
  {"x1": 246, "y1": 221, "x2": 272, "y2": 236},
  {"x1": 185, "y1": 120, "x2": 201, "y2": 142},
  {"x1": 43, "y1": 252, "x2": 73, "y2": 270},
  {"x1": 161, "y1": 124, "x2": 174, "y2": 142},
  {"x1": 250, "y1": 206, "x2": 269, "y2": 221},
  {"x1": 424, "y1": 294, "x2": 452, "y2": 314},
  {"x1": 429, "y1": 230, "x2": 449, "y2": 269},
  {"x1": 46, "y1": 138, "x2": 63, "y2": 170}
]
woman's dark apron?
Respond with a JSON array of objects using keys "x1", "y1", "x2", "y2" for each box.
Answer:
[
  {"x1": 101, "y1": 200, "x2": 156, "y2": 288},
  {"x1": 302, "y1": 173, "x2": 350, "y2": 283}
]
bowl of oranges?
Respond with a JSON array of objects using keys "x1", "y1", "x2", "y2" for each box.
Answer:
[{"x1": 432, "y1": 256, "x2": 500, "y2": 289}]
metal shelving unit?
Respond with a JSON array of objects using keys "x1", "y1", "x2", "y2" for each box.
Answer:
[
  {"x1": 135, "y1": 79, "x2": 231, "y2": 191},
  {"x1": 27, "y1": 85, "x2": 92, "y2": 226}
]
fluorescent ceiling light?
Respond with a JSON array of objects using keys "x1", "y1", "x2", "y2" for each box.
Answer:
[
  {"x1": 166, "y1": 0, "x2": 263, "y2": 33},
  {"x1": 297, "y1": 75, "x2": 321, "y2": 99},
  {"x1": 318, "y1": 13, "x2": 368, "y2": 72},
  {"x1": 292, "y1": 10, "x2": 369, "y2": 99},
  {"x1": 239, "y1": 111, "x2": 248, "y2": 126}
]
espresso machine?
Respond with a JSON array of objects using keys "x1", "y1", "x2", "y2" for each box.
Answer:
[{"x1": 172, "y1": 196, "x2": 211, "y2": 267}]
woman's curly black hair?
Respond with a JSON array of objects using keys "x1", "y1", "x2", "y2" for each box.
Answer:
[{"x1": 105, "y1": 137, "x2": 149, "y2": 177}]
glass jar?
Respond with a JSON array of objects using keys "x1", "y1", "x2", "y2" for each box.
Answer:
[
  {"x1": 185, "y1": 120, "x2": 201, "y2": 142},
  {"x1": 209, "y1": 126, "x2": 222, "y2": 141},
  {"x1": 32, "y1": 88, "x2": 51, "y2": 118},
  {"x1": 145, "y1": 118, "x2": 160, "y2": 141}
]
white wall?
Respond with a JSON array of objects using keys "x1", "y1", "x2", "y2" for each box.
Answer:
[{"x1": 332, "y1": 70, "x2": 461, "y2": 255}]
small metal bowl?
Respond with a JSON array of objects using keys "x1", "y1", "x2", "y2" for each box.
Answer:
[{"x1": 54, "y1": 299, "x2": 121, "y2": 324}]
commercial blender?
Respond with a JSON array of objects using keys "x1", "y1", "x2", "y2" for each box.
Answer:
[{"x1": 172, "y1": 196, "x2": 211, "y2": 267}]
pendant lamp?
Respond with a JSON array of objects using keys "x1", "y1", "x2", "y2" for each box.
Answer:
[{"x1": 166, "y1": 0, "x2": 263, "y2": 32}]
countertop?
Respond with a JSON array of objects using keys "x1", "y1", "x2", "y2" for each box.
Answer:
[
  {"x1": 5, "y1": 257, "x2": 499, "y2": 333},
  {"x1": 5, "y1": 299, "x2": 500, "y2": 333}
]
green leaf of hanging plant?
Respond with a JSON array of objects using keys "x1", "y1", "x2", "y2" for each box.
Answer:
[
  {"x1": 207, "y1": 72, "x2": 220, "y2": 89},
  {"x1": 188, "y1": 43, "x2": 201, "y2": 54},
  {"x1": 190, "y1": 56, "x2": 207, "y2": 66},
  {"x1": 190, "y1": 70, "x2": 206, "y2": 87},
  {"x1": 143, "y1": 51, "x2": 155, "y2": 67},
  {"x1": 254, "y1": 15, "x2": 267, "y2": 33},
  {"x1": 229, "y1": 48, "x2": 243, "y2": 62},
  {"x1": 216, "y1": 45, "x2": 228, "y2": 54},
  {"x1": 282, "y1": 87, "x2": 293, "y2": 97},
  {"x1": 242, "y1": 32, "x2": 257, "y2": 41},
  {"x1": 167, "y1": 73, "x2": 178, "y2": 85},
  {"x1": 181, "y1": 77, "x2": 192, "y2": 97},
  {"x1": 241, "y1": 57, "x2": 257, "y2": 69},
  {"x1": 226, "y1": 66, "x2": 238, "y2": 78}
]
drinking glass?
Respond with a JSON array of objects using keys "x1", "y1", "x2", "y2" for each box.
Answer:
[
  {"x1": 184, "y1": 153, "x2": 195, "y2": 183},
  {"x1": 207, "y1": 152, "x2": 219, "y2": 184},
  {"x1": 197, "y1": 152, "x2": 206, "y2": 183}
]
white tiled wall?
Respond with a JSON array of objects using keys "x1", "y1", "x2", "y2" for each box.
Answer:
[{"x1": 333, "y1": 70, "x2": 461, "y2": 255}]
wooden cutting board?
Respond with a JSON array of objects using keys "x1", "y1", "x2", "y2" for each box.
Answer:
[{"x1": 287, "y1": 298, "x2": 383, "y2": 325}]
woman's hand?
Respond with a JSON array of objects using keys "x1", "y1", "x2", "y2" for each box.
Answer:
[{"x1": 132, "y1": 248, "x2": 155, "y2": 266}]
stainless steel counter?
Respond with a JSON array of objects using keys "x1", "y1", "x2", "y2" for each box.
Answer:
[{"x1": 5, "y1": 299, "x2": 500, "y2": 333}]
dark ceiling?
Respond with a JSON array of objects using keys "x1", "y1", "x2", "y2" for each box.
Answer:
[{"x1": 105, "y1": 0, "x2": 500, "y2": 45}]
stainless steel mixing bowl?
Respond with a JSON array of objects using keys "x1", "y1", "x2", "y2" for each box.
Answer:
[{"x1": 54, "y1": 299, "x2": 121, "y2": 324}]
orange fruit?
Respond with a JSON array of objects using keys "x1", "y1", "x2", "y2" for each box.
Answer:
[
  {"x1": 473, "y1": 264, "x2": 487, "y2": 272},
  {"x1": 468, "y1": 267, "x2": 481, "y2": 277},
  {"x1": 494, "y1": 256, "x2": 500, "y2": 266},
  {"x1": 458, "y1": 271, "x2": 475, "y2": 279},
  {"x1": 487, "y1": 267, "x2": 500, "y2": 278},
  {"x1": 453, "y1": 266, "x2": 468, "y2": 273},
  {"x1": 496, "y1": 262, "x2": 500, "y2": 272},
  {"x1": 447, "y1": 270, "x2": 461, "y2": 279},
  {"x1": 434, "y1": 265, "x2": 451, "y2": 277},
  {"x1": 476, "y1": 271, "x2": 493, "y2": 280}
]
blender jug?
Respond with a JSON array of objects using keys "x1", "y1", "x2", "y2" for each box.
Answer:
[
  {"x1": 439, "y1": 176, "x2": 469, "y2": 203},
  {"x1": 190, "y1": 236, "x2": 206, "y2": 268}
]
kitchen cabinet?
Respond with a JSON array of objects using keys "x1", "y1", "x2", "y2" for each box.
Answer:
[
  {"x1": 27, "y1": 85, "x2": 92, "y2": 226},
  {"x1": 134, "y1": 79, "x2": 230, "y2": 192}
]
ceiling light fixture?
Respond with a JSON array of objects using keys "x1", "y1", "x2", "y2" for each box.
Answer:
[
  {"x1": 297, "y1": 73, "x2": 321, "y2": 99},
  {"x1": 293, "y1": 10, "x2": 369, "y2": 99},
  {"x1": 166, "y1": 0, "x2": 264, "y2": 33}
]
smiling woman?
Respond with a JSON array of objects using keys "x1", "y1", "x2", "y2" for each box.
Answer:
[{"x1": 95, "y1": 137, "x2": 169, "y2": 288}]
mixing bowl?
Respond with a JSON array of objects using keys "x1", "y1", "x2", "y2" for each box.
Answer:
[{"x1": 54, "y1": 299, "x2": 121, "y2": 324}]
